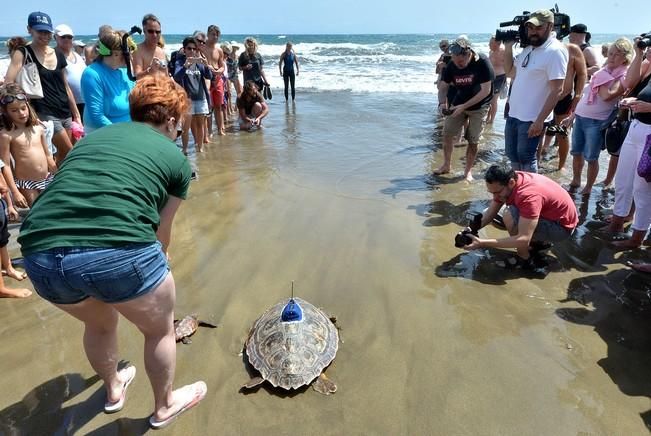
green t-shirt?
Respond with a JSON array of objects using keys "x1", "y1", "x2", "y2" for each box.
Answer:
[{"x1": 19, "y1": 122, "x2": 191, "y2": 255}]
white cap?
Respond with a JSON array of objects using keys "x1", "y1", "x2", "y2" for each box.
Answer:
[
  {"x1": 55, "y1": 24, "x2": 74, "y2": 37},
  {"x1": 73, "y1": 40, "x2": 86, "y2": 47}
]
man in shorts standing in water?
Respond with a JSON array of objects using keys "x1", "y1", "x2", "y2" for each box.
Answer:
[
  {"x1": 204, "y1": 25, "x2": 226, "y2": 136},
  {"x1": 487, "y1": 36, "x2": 506, "y2": 124}
]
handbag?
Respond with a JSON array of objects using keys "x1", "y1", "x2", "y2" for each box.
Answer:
[
  {"x1": 15, "y1": 47, "x2": 43, "y2": 99},
  {"x1": 263, "y1": 83, "x2": 272, "y2": 100},
  {"x1": 602, "y1": 106, "x2": 630, "y2": 156},
  {"x1": 637, "y1": 134, "x2": 651, "y2": 182}
]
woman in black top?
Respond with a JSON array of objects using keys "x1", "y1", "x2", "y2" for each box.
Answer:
[
  {"x1": 5, "y1": 11, "x2": 80, "y2": 162},
  {"x1": 608, "y1": 41, "x2": 651, "y2": 249},
  {"x1": 238, "y1": 37, "x2": 269, "y2": 91}
]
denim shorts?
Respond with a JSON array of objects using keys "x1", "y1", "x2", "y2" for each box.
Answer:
[
  {"x1": 508, "y1": 205, "x2": 574, "y2": 243},
  {"x1": 24, "y1": 241, "x2": 169, "y2": 305},
  {"x1": 40, "y1": 114, "x2": 73, "y2": 135},
  {"x1": 571, "y1": 114, "x2": 605, "y2": 161},
  {"x1": 189, "y1": 98, "x2": 209, "y2": 116}
]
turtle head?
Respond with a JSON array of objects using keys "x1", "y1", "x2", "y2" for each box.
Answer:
[{"x1": 281, "y1": 298, "x2": 303, "y2": 322}]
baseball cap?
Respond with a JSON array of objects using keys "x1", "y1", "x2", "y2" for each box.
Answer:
[
  {"x1": 570, "y1": 23, "x2": 588, "y2": 34},
  {"x1": 73, "y1": 40, "x2": 86, "y2": 47},
  {"x1": 526, "y1": 10, "x2": 554, "y2": 26},
  {"x1": 55, "y1": 24, "x2": 74, "y2": 37},
  {"x1": 28, "y1": 11, "x2": 53, "y2": 33},
  {"x1": 449, "y1": 38, "x2": 471, "y2": 55}
]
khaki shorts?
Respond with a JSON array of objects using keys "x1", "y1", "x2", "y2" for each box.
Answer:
[{"x1": 442, "y1": 106, "x2": 489, "y2": 144}]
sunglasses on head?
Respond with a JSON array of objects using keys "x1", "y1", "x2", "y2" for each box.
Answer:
[
  {"x1": 146, "y1": 29, "x2": 161, "y2": 35},
  {"x1": 0, "y1": 94, "x2": 28, "y2": 105}
]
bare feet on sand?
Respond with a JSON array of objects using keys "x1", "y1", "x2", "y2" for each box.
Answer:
[
  {"x1": 2, "y1": 267, "x2": 27, "y2": 281},
  {"x1": 0, "y1": 287, "x2": 32, "y2": 298},
  {"x1": 464, "y1": 172, "x2": 474, "y2": 182},
  {"x1": 433, "y1": 165, "x2": 451, "y2": 175}
]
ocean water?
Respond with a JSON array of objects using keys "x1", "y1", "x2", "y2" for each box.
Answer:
[{"x1": 0, "y1": 33, "x2": 626, "y2": 94}]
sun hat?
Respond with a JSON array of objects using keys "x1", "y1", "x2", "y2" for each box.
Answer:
[
  {"x1": 230, "y1": 41, "x2": 240, "y2": 50},
  {"x1": 54, "y1": 24, "x2": 74, "y2": 37},
  {"x1": 526, "y1": 10, "x2": 554, "y2": 26},
  {"x1": 73, "y1": 40, "x2": 86, "y2": 47},
  {"x1": 28, "y1": 11, "x2": 53, "y2": 32},
  {"x1": 220, "y1": 42, "x2": 232, "y2": 54}
]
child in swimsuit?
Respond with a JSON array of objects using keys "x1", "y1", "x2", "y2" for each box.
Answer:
[{"x1": 0, "y1": 84, "x2": 57, "y2": 208}]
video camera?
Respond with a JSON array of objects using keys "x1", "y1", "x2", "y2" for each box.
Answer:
[
  {"x1": 454, "y1": 213, "x2": 483, "y2": 248},
  {"x1": 495, "y1": 4, "x2": 571, "y2": 47},
  {"x1": 637, "y1": 32, "x2": 651, "y2": 49}
]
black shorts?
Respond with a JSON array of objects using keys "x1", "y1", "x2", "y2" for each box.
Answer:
[
  {"x1": 493, "y1": 74, "x2": 507, "y2": 95},
  {"x1": 0, "y1": 199, "x2": 9, "y2": 248},
  {"x1": 553, "y1": 93, "x2": 573, "y2": 116}
]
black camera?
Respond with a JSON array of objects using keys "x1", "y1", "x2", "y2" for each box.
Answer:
[
  {"x1": 441, "y1": 108, "x2": 454, "y2": 116},
  {"x1": 454, "y1": 213, "x2": 483, "y2": 248},
  {"x1": 495, "y1": 4, "x2": 571, "y2": 47},
  {"x1": 637, "y1": 32, "x2": 651, "y2": 49}
]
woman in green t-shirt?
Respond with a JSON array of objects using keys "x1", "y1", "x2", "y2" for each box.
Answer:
[{"x1": 19, "y1": 75, "x2": 206, "y2": 429}]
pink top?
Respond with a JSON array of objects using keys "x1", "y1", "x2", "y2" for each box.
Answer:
[
  {"x1": 505, "y1": 172, "x2": 578, "y2": 231},
  {"x1": 575, "y1": 65, "x2": 629, "y2": 120}
]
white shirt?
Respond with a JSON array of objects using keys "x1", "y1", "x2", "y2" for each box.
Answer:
[
  {"x1": 509, "y1": 37, "x2": 568, "y2": 122},
  {"x1": 64, "y1": 51, "x2": 87, "y2": 104}
]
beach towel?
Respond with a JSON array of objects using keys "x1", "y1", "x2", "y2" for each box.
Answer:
[{"x1": 587, "y1": 65, "x2": 627, "y2": 104}]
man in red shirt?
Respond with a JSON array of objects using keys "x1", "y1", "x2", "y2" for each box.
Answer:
[{"x1": 463, "y1": 164, "x2": 578, "y2": 267}]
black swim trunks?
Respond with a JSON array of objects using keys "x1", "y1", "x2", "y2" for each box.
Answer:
[
  {"x1": 553, "y1": 93, "x2": 574, "y2": 116},
  {"x1": 493, "y1": 74, "x2": 507, "y2": 95},
  {"x1": 0, "y1": 199, "x2": 9, "y2": 248}
]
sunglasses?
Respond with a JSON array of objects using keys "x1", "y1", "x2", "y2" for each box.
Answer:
[
  {"x1": 146, "y1": 29, "x2": 161, "y2": 35},
  {"x1": 521, "y1": 51, "x2": 531, "y2": 68},
  {"x1": 185, "y1": 46, "x2": 197, "y2": 51},
  {"x1": 196, "y1": 39, "x2": 206, "y2": 45},
  {"x1": 0, "y1": 94, "x2": 28, "y2": 105}
]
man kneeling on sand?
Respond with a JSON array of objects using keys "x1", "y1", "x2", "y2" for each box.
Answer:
[{"x1": 461, "y1": 163, "x2": 578, "y2": 269}]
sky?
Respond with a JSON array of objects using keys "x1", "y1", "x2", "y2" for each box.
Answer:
[{"x1": 0, "y1": 0, "x2": 648, "y2": 36}]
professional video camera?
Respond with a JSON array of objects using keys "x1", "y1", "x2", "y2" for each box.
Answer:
[
  {"x1": 454, "y1": 213, "x2": 483, "y2": 248},
  {"x1": 637, "y1": 32, "x2": 651, "y2": 49},
  {"x1": 495, "y1": 4, "x2": 571, "y2": 47}
]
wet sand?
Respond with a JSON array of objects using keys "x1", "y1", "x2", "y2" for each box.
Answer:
[{"x1": 1, "y1": 91, "x2": 651, "y2": 435}]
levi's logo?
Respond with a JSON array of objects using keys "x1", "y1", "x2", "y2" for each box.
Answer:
[{"x1": 454, "y1": 75, "x2": 475, "y2": 86}]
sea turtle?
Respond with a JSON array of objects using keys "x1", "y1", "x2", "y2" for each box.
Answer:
[
  {"x1": 174, "y1": 314, "x2": 217, "y2": 344},
  {"x1": 242, "y1": 297, "x2": 339, "y2": 395}
]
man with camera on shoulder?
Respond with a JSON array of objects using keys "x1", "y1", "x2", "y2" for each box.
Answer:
[
  {"x1": 435, "y1": 38, "x2": 495, "y2": 182},
  {"x1": 502, "y1": 9, "x2": 568, "y2": 173},
  {"x1": 461, "y1": 163, "x2": 578, "y2": 269}
]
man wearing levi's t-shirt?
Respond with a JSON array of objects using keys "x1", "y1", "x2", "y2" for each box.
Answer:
[
  {"x1": 463, "y1": 164, "x2": 578, "y2": 268},
  {"x1": 436, "y1": 37, "x2": 494, "y2": 182}
]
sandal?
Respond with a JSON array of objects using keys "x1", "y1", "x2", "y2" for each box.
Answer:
[
  {"x1": 149, "y1": 381, "x2": 207, "y2": 430},
  {"x1": 496, "y1": 255, "x2": 535, "y2": 270},
  {"x1": 104, "y1": 365, "x2": 136, "y2": 414}
]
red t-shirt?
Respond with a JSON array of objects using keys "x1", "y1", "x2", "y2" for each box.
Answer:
[{"x1": 505, "y1": 172, "x2": 578, "y2": 230}]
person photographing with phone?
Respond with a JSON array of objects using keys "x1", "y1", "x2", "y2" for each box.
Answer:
[
  {"x1": 173, "y1": 37, "x2": 213, "y2": 153},
  {"x1": 435, "y1": 37, "x2": 494, "y2": 182}
]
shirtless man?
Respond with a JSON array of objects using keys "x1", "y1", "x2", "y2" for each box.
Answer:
[
  {"x1": 539, "y1": 43, "x2": 587, "y2": 170},
  {"x1": 569, "y1": 24, "x2": 599, "y2": 77},
  {"x1": 204, "y1": 25, "x2": 226, "y2": 136},
  {"x1": 487, "y1": 36, "x2": 506, "y2": 124},
  {"x1": 132, "y1": 14, "x2": 168, "y2": 79}
]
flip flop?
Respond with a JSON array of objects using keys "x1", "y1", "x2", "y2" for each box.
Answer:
[
  {"x1": 149, "y1": 381, "x2": 207, "y2": 430},
  {"x1": 104, "y1": 365, "x2": 136, "y2": 414}
]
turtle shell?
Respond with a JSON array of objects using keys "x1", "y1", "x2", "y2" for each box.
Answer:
[{"x1": 245, "y1": 297, "x2": 338, "y2": 390}]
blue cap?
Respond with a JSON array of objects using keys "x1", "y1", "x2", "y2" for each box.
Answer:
[
  {"x1": 28, "y1": 12, "x2": 53, "y2": 33},
  {"x1": 281, "y1": 299, "x2": 303, "y2": 322}
]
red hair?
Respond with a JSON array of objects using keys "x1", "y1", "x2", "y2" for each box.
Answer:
[{"x1": 129, "y1": 74, "x2": 189, "y2": 124}]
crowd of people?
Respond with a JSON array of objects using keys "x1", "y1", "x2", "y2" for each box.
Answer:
[
  {"x1": 0, "y1": 7, "x2": 649, "y2": 431},
  {"x1": 434, "y1": 10, "x2": 651, "y2": 271}
]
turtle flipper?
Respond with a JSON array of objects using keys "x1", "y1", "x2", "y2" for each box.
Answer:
[
  {"x1": 312, "y1": 373, "x2": 337, "y2": 395},
  {"x1": 198, "y1": 321, "x2": 218, "y2": 328},
  {"x1": 242, "y1": 376, "x2": 265, "y2": 390}
]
